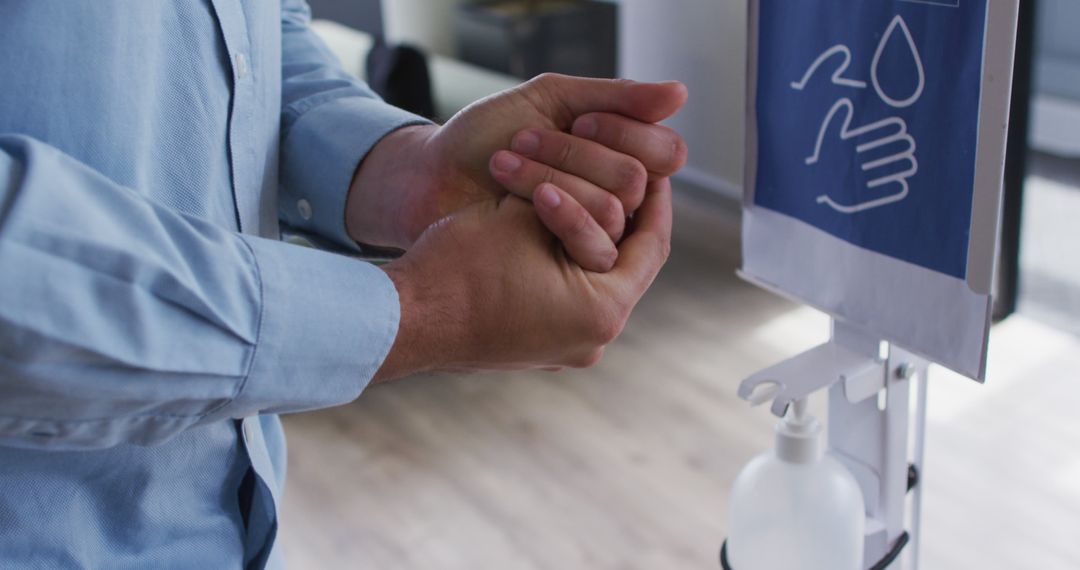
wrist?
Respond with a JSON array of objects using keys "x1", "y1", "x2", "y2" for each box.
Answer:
[
  {"x1": 346, "y1": 124, "x2": 440, "y2": 249},
  {"x1": 373, "y1": 259, "x2": 465, "y2": 382},
  {"x1": 373, "y1": 262, "x2": 424, "y2": 382}
]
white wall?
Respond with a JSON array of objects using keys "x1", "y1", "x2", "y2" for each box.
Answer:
[
  {"x1": 382, "y1": 0, "x2": 461, "y2": 56},
  {"x1": 382, "y1": 0, "x2": 621, "y2": 58},
  {"x1": 619, "y1": 0, "x2": 747, "y2": 198}
]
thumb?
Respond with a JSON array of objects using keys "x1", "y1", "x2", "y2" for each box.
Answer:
[
  {"x1": 526, "y1": 74, "x2": 688, "y2": 128},
  {"x1": 606, "y1": 177, "x2": 673, "y2": 295}
]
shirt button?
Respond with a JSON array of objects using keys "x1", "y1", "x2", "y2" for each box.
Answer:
[
  {"x1": 297, "y1": 199, "x2": 313, "y2": 221},
  {"x1": 235, "y1": 53, "x2": 249, "y2": 79}
]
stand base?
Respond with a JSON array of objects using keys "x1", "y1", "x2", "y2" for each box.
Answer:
[{"x1": 719, "y1": 533, "x2": 910, "y2": 570}]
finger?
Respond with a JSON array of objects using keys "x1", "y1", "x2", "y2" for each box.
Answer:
[
  {"x1": 526, "y1": 74, "x2": 688, "y2": 128},
  {"x1": 572, "y1": 113, "x2": 689, "y2": 179},
  {"x1": 533, "y1": 183, "x2": 618, "y2": 273},
  {"x1": 607, "y1": 178, "x2": 673, "y2": 294},
  {"x1": 508, "y1": 128, "x2": 647, "y2": 214},
  {"x1": 490, "y1": 150, "x2": 626, "y2": 241}
]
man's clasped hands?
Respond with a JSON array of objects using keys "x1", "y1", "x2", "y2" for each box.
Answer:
[{"x1": 345, "y1": 74, "x2": 688, "y2": 380}]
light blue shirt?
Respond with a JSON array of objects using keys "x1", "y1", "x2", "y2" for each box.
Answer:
[{"x1": 0, "y1": 1, "x2": 425, "y2": 567}]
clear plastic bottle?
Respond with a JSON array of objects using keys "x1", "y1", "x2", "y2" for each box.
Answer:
[{"x1": 727, "y1": 399, "x2": 865, "y2": 570}]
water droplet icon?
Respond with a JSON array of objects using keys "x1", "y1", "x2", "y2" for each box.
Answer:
[{"x1": 871, "y1": 15, "x2": 925, "y2": 108}]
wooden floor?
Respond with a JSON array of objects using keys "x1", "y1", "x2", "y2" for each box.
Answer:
[{"x1": 278, "y1": 190, "x2": 1080, "y2": 569}]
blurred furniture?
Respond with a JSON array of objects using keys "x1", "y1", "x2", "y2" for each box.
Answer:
[
  {"x1": 455, "y1": 0, "x2": 617, "y2": 79},
  {"x1": 311, "y1": 19, "x2": 520, "y2": 122},
  {"x1": 306, "y1": 0, "x2": 383, "y2": 36}
]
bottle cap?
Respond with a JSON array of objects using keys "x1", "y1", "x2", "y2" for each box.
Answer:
[{"x1": 775, "y1": 398, "x2": 823, "y2": 463}]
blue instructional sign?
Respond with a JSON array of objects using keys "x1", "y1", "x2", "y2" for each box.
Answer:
[{"x1": 753, "y1": 0, "x2": 988, "y2": 279}]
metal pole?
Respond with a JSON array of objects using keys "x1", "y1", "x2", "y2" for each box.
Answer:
[
  {"x1": 994, "y1": 0, "x2": 1037, "y2": 321},
  {"x1": 906, "y1": 367, "x2": 930, "y2": 569}
]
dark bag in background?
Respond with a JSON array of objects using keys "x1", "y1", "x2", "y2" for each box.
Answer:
[{"x1": 365, "y1": 38, "x2": 437, "y2": 121}]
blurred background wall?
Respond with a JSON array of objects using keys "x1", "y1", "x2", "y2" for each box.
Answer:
[{"x1": 619, "y1": 0, "x2": 745, "y2": 198}]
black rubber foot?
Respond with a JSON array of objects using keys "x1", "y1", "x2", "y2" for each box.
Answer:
[{"x1": 720, "y1": 531, "x2": 910, "y2": 570}]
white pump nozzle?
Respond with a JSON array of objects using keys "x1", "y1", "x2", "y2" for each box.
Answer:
[
  {"x1": 775, "y1": 397, "x2": 823, "y2": 463},
  {"x1": 790, "y1": 397, "x2": 808, "y2": 422}
]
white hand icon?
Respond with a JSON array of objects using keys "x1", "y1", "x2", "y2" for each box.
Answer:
[
  {"x1": 790, "y1": 45, "x2": 868, "y2": 91},
  {"x1": 806, "y1": 98, "x2": 918, "y2": 214},
  {"x1": 790, "y1": 14, "x2": 926, "y2": 214}
]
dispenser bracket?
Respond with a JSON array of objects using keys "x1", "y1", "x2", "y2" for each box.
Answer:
[
  {"x1": 735, "y1": 319, "x2": 929, "y2": 569},
  {"x1": 737, "y1": 321, "x2": 888, "y2": 416}
]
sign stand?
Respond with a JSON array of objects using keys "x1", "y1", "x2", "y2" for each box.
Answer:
[{"x1": 725, "y1": 2, "x2": 1019, "y2": 567}]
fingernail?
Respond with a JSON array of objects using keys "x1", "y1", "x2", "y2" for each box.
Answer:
[
  {"x1": 572, "y1": 116, "x2": 598, "y2": 139},
  {"x1": 536, "y1": 184, "x2": 561, "y2": 209},
  {"x1": 492, "y1": 151, "x2": 522, "y2": 174},
  {"x1": 511, "y1": 131, "x2": 540, "y2": 156}
]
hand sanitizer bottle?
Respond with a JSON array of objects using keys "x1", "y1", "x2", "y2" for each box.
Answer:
[{"x1": 727, "y1": 398, "x2": 865, "y2": 570}]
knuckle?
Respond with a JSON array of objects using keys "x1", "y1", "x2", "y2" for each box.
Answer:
[
  {"x1": 592, "y1": 305, "x2": 627, "y2": 345},
  {"x1": 556, "y1": 139, "x2": 575, "y2": 170},
  {"x1": 533, "y1": 71, "x2": 561, "y2": 85},
  {"x1": 570, "y1": 347, "x2": 604, "y2": 369},
  {"x1": 597, "y1": 319, "x2": 624, "y2": 346},
  {"x1": 525, "y1": 73, "x2": 574, "y2": 127},
  {"x1": 541, "y1": 166, "x2": 557, "y2": 186},
  {"x1": 572, "y1": 349, "x2": 605, "y2": 369},
  {"x1": 531, "y1": 72, "x2": 559, "y2": 87},
  {"x1": 566, "y1": 206, "x2": 592, "y2": 238},
  {"x1": 656, "y1": 235, "x2": 672, "y2": 263},
  {"x1": 664, "y1": 132, "x2": 690, "y2": 174},
  {"x1": 619, "y1": 160, "x2": 649, "y2": 200},
  {"x1": 615, "y1": 125, "x2": 633, "y2": 152}
]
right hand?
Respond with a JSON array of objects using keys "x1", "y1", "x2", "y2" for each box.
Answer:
[
  {"x1": 347, "y1": 74, "x2": 687, "y2": 272},
  {"x1": 373, "y1": 178, "x2": 673, "y2": 380}
]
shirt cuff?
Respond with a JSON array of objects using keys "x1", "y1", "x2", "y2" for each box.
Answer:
[
  {"x1": 279, "y1": 96, "x2": 430, "y2": 251},
  {"x1": 230, "y1": 235, "x2": 399, "y2": 415}
]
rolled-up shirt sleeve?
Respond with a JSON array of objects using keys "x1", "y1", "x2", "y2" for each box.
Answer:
[
  {"x1": 278, "y1": 0, "x2": 430, "y2": 250},
  {"x1": 0, "y1": 135, "x2": 398, "y2": 450}
]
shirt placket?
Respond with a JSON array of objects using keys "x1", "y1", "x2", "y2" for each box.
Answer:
[
  {"x1": 209, "y1": 1, "x2": 282, "y2": 566},
  {"x1": 209, "y1": 0, "x2": 260, "y2": 235}
]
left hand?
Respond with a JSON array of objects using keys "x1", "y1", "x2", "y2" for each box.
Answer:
[
  {"x1": 346, "y1": 74, "x2": 687, "y2": 267},
  {"x1": 374, "y1": 178, "x2": 674, "y2": 381}
]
